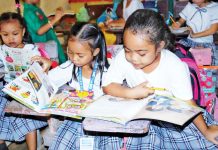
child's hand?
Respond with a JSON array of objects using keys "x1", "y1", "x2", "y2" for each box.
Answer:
[
  {"x1": 204, "y1": 125, "x2": 218, "y2": 145},
  {"x1": 131, "y1": 82, "x2": 154, "y2": 99},
  {"x1": 189, "y1": 27, "x2": 197, "y2": 38},
  {"x1": 171, "y1": 22, "x2": 181, "y2": 29},
  {"x1": 54, "y1": 7, "x2": 64, "y2": 22},
  {"x1": 31, "y1": 56, "x2": 52, "y2": 72}
]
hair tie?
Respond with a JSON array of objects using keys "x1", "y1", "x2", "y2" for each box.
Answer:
[{"x1": 16, "y1": 3, "x2": 21, "y2": 8}]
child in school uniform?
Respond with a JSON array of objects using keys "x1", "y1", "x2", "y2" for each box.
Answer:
[
  {"x1": 172, "y1": 0, "x2": 218, "y2": 66},
  {"x1": 103, "y1": 9, "x2": 218, "y2": 149},
  {"x1": 107, "y1": 0, "x2": 144, "y2": 29},
  {"x1": 0, "y1": 12, "x2": 50, "y2": 150},
  {"x1": 45, "y1": 23, "x2": 112, "y2": 150}
]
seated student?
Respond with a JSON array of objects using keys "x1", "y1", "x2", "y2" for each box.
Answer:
[
  {"x1": 0, "y1": 12, "x2": 50, "y2": 150},
  {"x1": 40, "y1": 22, "x2": 111, "y2": 150},
  {"x1": 107, "y1": 0, "x2": 144, "y2": 29},
  {"x1": 103, "y1": 9, "x2": 218, "y2": 149},
  {"x1": 172, "y1": 0, "x2": 218, "y2": 66}
]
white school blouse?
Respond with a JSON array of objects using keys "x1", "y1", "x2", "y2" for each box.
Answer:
[
  {"x1": 179, "y1": 2, "x2": 218, "y2": 43},
  {"x1": 48, "y1": 60, "x2": 106, "y2": 99},
  {"x1": 103, "y1": 49, "x2": 193, "y2": 101},
  {"x1": 123, "y1": 0, "x2": 144, "y2": 21}
]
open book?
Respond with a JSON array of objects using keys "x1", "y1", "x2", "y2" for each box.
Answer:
[
  {"x1": 3, "y1": 63, "x2": 203, "y2": 126},
  {"x1": 2, "y1": 63, "x2": 92, "y2": 118},
  {"x1": 81, "y1": 95, "x2": 203, "y2": 126},
  {"x1": 169, "y1": 26, "x2": 189, "y2": 34}
]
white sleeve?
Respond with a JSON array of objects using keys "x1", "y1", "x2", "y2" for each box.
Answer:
[
  {"x1": 171, "y1": 62, "x2": 193, "y2": 100},
  {"x1": 132, "y1": 0, "x2": 144, "y2": 10},
  {"x1": 48, "y1": 61, "x2": 73, "y2": 88},
  {"x1": 102, "y1": 50, "x2": 127, "y2": 86},
  {"x1": 179, "y1": 2, "x2": 192, "y2": 20},
  {"x1": 210, "y1": 4, "x2": 218, "y2": 24}
]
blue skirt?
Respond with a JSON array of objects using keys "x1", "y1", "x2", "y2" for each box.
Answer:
[
  {"x1": 179, "y1": 38, "x2": 218, "y2": 66},
  {"x1": 49, "y1": 120, "x2": 122, "y2": 150},
  {"x1": 0, "y1": 93, "x2": 47, "y2": 142},
  {"x1": 50, "y1": 111, "x2": 218, "y2": 150}
]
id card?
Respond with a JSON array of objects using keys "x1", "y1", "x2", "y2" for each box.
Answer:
[{"x1": 80, "y1": 136, "x2": 94, "y2": 150}]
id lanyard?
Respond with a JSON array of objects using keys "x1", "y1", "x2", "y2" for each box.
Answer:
[{"x1": 77, "y1": 61, "x2": 98, "y2": 92}]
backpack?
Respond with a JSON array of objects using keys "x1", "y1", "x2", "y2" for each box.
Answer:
[{"x1": 172, "y1": 43, "x2": 206, "y2": 107}]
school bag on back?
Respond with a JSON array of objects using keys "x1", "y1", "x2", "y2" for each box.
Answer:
[{"x1": 172, "y1": 43, "x2": 206, "y2": 107}]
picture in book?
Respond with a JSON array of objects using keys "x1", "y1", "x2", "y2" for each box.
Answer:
[
  {"x1": 81, "y1": 95, "x2": 203, "y2": 126},
  {"x1": 2, "y1": 62, "x2": 92, "y2": 118},
  {"x1": 0, "y1": 46, "x2": 37, "y2": 79}
]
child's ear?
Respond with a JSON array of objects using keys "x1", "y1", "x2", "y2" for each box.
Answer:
[
  {"x1": 157, "y1": 41, "x2": 165, "y2": 53},
  {"x1": 93, "y1": 48, "x2": 100, "y2": 56}
]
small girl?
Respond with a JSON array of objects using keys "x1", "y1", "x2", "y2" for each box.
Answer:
[
  {"x1": 0, "y1": 12, "x2": 49, "y2": 150},
  {"x1": 172, "y1": 0, "x2": 218, "y2": 66},
  {"x1": 103, "y1": 9, "x2": 218, "y2": 149},
  {"x1": 22, "y1": 0, "x2": 67, "y2": 64},
  {"x1": 46, "y1": 23, "x2": 110, "y2": 150},
  {"x1": 107, "y1": 0, "x2": 144, "y2": 29}
]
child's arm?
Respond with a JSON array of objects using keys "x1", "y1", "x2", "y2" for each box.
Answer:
[
  {"x1": 171, "y1": 18, "x2": 186, "y2": 29},
  {"x1": 190, "y1": 23, "x2": 218, "y2": 38},
  {"x1": 188, "y1": 100, "x2": 218, "y2": 144},
  {"x1": 37, "y1": 7, "x2": 64, "y2": 35},
  {"x1": 103, "y1": 82, "x2": 154, "y2": 99}
]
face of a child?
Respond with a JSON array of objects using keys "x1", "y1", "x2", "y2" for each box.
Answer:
[
  {"x1": 67, "y1": 38, "x2": 95, "y2": 67},
  {"x1": 123, "y1": 29, "x2": 162, "y2": 72},
  {"x1": 0, "y1": 20, "x2": 25, "y2": 48},
  {"x1": 192, "y1": 0, "x2": 207, "y2": 6}
]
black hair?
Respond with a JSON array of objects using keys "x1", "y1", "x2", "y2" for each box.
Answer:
[
  {"x1": 124, "y1": 9, "x2": 175, "y2": 51},
  {"x1": 0, "y1": 12, "x2": 32, "y2": 43},
  {"x1": 189, "y1": 0, "x2": 213, "y2": 3},
  {"x1": 68, "y1": 22, "x2": 109, "y2": 86}
]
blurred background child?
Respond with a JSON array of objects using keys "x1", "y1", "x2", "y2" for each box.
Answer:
[
  {"x1": 21, "y1": 0, "x2": 67, "y2": 64},
  {"x1": 172, "y1": 0, "x2": 218, "y2": 66}
]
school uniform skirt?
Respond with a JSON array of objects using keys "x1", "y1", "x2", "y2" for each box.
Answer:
[
  {"x1": 49, "y1": 119, "x2": 122, "y2": 150},
  {"x1": 0, "y1": 91, "x2": 47, "y2": 142},
  {"x1": 179, "y1": 38, "x2": 218, "y2": 66},
  {"x1": 50, "y1": 111, "x2": 218, "y2": 150}
]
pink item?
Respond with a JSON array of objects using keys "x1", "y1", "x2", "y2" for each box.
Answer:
[
  {"x1": 36, "y1": 43, "x2": 50, "y2": 59},
  {"x1": 189, "y1": 48, "x2": 212, "y2": 66}
]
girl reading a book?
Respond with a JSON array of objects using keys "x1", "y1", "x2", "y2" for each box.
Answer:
[
  {"x1": 47, "y1": 22, "x2": 111, "y2": 150},
  {"x1": 0, "y1": 12, "x2": 50, "y2": 150},
  {"x1": 103, "y1": 9, "x2": 218, "y2": 149}
]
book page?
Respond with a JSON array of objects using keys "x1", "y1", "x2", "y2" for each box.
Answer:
[
  {"x1": 169, "y1": 26, "x2": 189, "y2": 34},
  {"x1": 81, "y1": 95, "x2": 202, "y2": 126},
  {"x1": 3, "y1": 63, "x2": 59, "y2": 112},
  {"x1": 26, "y1": 63, "x2": 58, "y2": 107},
  {"x1": 2, "y1": 71, "x2": 41, "y2": 112},
  {"x1": 41, "y1": 90, "x2": 92, "y2": 118},
  {"x1": 132, "y1": 95, "x2": 202, "y2": 126},
  {"x1": 81, "y1": 95, "x2": 152, "y2": 124},
  {"x1": 1, "y1": 46, "x2": 38, "y2": 80}
]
